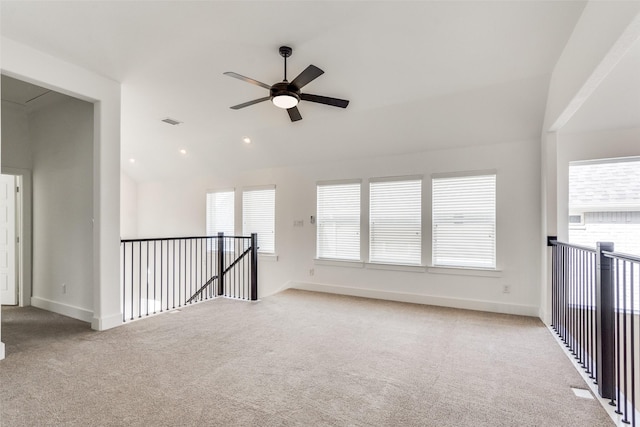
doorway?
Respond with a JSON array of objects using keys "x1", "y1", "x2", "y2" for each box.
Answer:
[{"x1": 0, "y1": 174, "x2": 16, "y2": 306}]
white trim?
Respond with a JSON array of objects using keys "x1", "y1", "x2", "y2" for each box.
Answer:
[
  {"x1": 289, "y1": 282, "x2": 539, "y2": 316},
  {"x1": 368, "y1": 174, "x2": 423, "y2": 183},
  {"x1": 317, "y1": 178, "x2": 362, "y2": 186},
  {"x1": 431, "y1": 169, "x2": 497, "y2": 179},
  {"x1": 242, "y1": 184, "x2": 275, "y2": 192},
  {"x1": 31, "y1": 297, "x2": 93, "y2": 323},
  {"x1": 0, "y1": 341, "x2": 4, "y2": 360},
  {"x1": 427, "y1": 265, "x2": 503, "y2": 278},
  {"x1": 571, "y1": 156, "x2": 640, "y2": 167},
  {"x1": 91, "y1": 313, "x2": 123, "y2": 331},
  {"x1": 365, "y1": 262, "x2": 426, "y2": 273},
  {"x1": 314, "y1": 258, "x2": 364, "y2": 268},
  {"x1": 0, "y1": 168, "x2": 31, "y2": 308},
  {"x1": 205, "y1": 187, "x2": 235, "y2": 193}
]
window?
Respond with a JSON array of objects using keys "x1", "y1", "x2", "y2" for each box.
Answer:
[
  {"x1": 569, "y1": 157, "x2": 640, "y2": 256},
  {"x1": 369, "y1": 177, "x2": 422, "y2": 265},
  {"x1": 317, "y1": 181, "x2": 361, "y2": 261},
  {"x1": 432, "y1": 173, "x2": 496, "y2": 269},
  {"x1": 206, "y1": 190, "x2": 235, "y2": 236},
  {"x1": 243, "y1": 186, "x2": 275, "y2": 253}
]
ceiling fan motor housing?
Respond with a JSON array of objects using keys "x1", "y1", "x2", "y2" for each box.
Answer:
[{"x1": 270, "y1": 81, "x2": 300, "y2": 103}]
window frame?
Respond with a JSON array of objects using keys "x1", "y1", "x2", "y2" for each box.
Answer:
[
  {"x1": 242, "y1": 185, "x2": 276, "y2": 254},
  {"x1": 316, "y1": 179, "x2": 362, "y2": 262},
  {"x1": 431, "y1": 171, "x2": 497, "y2": 270},
  {"x1": 205, "y1": 189, "x2": 235, "y2": 239},
  {"x1": 368, "y1": 175, "x2": 423, "y2": 266}
]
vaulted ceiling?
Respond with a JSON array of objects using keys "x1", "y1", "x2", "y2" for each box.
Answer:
[{"x1": 0, "y1": 1, "x2": 594, "y2": 182}]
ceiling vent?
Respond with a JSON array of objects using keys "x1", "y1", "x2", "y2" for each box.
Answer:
[{"x1": 161, "y1": 117, "x2": 182, "y2": 126}]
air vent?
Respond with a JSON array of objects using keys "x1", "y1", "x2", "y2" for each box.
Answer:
[{"x1": 161, "y1": 117, "x2": 182, "y2": 126}]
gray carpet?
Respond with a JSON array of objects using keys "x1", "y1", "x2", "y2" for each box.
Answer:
[{"x1": 0, "y1": 289, "x2": 612, "y2": 426}]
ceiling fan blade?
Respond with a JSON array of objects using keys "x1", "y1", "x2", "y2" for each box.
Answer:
[
  {"x1": 287, "y1": 106, "x2": 302, "y2": 122},
  {"x1": 300, "y1": 93, "x2": 349, "y2": 108},
  {"x1": 291, "y1": 65, "x2": 324, "y2": 89},
  {"x1": 230, "y1": 97, "x2": 270, "y2": 110},
  {"x1": 223, "y1": 72, "x2": 272, "y2": 90}
]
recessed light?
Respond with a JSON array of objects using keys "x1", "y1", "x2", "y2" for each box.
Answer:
[
  {"x1": 129, "y1": 158, "x2": 136, "y2": 163},
  {"x1": 180, "y1": 149, "x2": 187, "y2": 155},
  {"x1": 243, "y1": 137, "x2": 251, "y2": 144}
]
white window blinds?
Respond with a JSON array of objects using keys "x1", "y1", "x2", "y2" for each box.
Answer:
[
  {"x1": 432, "y1": 174, "x2": 496, "y2": 269},
  {"x1": 206, "y1": 190, "x2": 235, "y2": 236},
  {"x1": 369, "y1": 178, "x2": 422, "y2": 265},
  {"x1": 317, "y1": 182, "x2": 361, "y2": 261},
  {"x1": 243, "y1": 187, "x2": 275, "y2": 253}
]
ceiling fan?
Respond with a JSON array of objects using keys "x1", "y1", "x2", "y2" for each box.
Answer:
[{"x1": 224, "y1": 46, "x2": 349, "y2": 122}]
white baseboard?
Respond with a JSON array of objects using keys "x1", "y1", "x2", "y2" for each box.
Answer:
[
  {"x1": 289, "y1": 282, "x2": 539, "y2": 317},
  {"x1": 91, "y1": 312, "x2": 123, "y2": 331},
  {"x1": 0, "y1": 341, "x2": 5, "y2": 360},
  {"x1": 31, "y1": 297, "x2": 93, "y2": 323}
]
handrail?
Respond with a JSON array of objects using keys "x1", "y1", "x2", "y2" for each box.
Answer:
[
  {"x1": 121, "y1": 235, "x2": 251, "y2": 243},
  {"x1": 186, "y1": 274, "x2": 219, "y2": 304},
  {"x1": 222, "y1": 246, "x2": 252, "y2": 275},
  {"x1": 549, "y1": 239, "x2": 597, "y2": 253},
  {"x1": 603, "y1": 250, "x2": 640, "y2": 263},
  {"x1": 551, "y1": 239, "x2": 640, "y2": 261}
]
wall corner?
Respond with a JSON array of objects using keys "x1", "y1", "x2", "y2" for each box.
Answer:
[{"x1": 91, "y1": 313, "x2": 122, "y2": 331}]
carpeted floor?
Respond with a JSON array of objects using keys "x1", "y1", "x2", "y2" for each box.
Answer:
[{"x1": 0, "y1": 289, "x2": 612, "y2": 426}]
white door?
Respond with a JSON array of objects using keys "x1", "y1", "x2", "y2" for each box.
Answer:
[{"x1": 0, "y1": 174, "x2": 16, "y2": 305}]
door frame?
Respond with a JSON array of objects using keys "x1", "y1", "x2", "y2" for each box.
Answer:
[{"x1": 1, "y1": 167, "x2": 31, "y2": 307}]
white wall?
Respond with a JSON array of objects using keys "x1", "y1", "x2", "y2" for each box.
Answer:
[
  {"x1": 28, "y1": 96, "x2": 94, "y2": 320},
  {"x1": 120, "y1": 172, "x2": 138, "y2": 239},
  {"x1": 133, "y1": 138, "x2": 542, "y2": 316},
  {"x1": 1, "y1": 101, "x2": 34, "y2": 309},
  {"x1": 1, "y1": 101, "x2": 31, "y2": 169}
]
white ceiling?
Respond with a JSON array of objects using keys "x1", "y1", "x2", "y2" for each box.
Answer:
[{"x1": 0, "y1": 1, "x2": 594, "y2": 182}]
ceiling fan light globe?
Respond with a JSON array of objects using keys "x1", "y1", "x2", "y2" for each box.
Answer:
[{"x1": 272, "y1": 94, "x2": 299, "y2": 109}]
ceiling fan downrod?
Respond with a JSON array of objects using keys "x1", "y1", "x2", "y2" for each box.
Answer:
[{"x1": 279, "y1": 46, "x2": 292, "y2": 82}]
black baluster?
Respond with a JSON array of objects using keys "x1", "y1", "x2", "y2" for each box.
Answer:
[
  {"x1": 122, "y1": 243, "x2": 126, "y2": 322},
  {"x1": 630, "y1": 262, "x2": 636, "y2": 427}
]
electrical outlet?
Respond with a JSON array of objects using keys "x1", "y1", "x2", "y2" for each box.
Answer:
[
  {"x1": 62, "y1": 283, "x2": 67, "y2": 294},
  {"x1": 309, "y1": 268, "x2": 314, "y2": 276},
  {"x1": 502, "y1": 285, "x2": 510, "y2": 294}
]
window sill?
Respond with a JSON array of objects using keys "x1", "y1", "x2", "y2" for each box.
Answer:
[
  {"x1": 427, "y1": 265, "x2": 502, "y2": 278},
  {"x1": 314, "y1": 258, "x2": 364, "y2": 268},
  {"x1": 366, "y1": 262, "x2": 426, "y2": 273},
  {"x1": 259, "y1": 253, "x2": 278, "y2": 262},
  {"x1": 313, "y1": 259, "x2": 425, "y2": 273}
]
